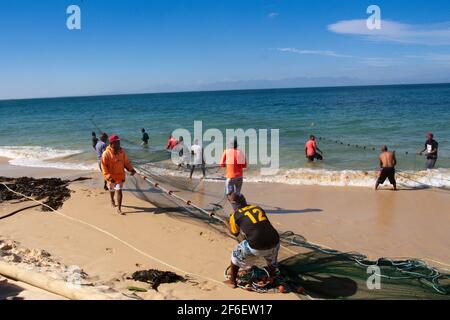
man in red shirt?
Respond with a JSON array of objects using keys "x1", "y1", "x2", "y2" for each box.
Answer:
[
  {"x1": 305, "y1": 135, "x2": 323, "y2": 162},
  {"x1": 220, "y1": 139, "x2": 247, "y2": 203},
  {"x1": 166, "y1": 134, "x2": 178, "y2": 150}
]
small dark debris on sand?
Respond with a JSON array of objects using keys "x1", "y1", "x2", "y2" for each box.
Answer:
[
  {"x1": 129, "y1": 269, "x2": 186, "y2": 290},
  {"x1": 0, "y1": 176, "x2": 73, "y2": 211}
]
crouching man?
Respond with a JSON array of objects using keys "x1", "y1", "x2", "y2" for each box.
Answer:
[{"x1": 224, "y1": 193, "x2": 280, "y2": 288}]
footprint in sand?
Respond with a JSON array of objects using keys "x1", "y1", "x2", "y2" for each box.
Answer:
[
  {"x1": 197, "y1": 281, "x2": 217, "y2": 292},
  {"x1": 106, "y1": 248, "x2": 114, "y2": 254}
]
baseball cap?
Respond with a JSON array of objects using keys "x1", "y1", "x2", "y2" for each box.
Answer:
[{"x1": 109, "y1": 134, "x2": 120, "y2": 143}]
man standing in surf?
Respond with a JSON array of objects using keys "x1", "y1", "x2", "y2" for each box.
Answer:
[
  {"x1": 418, "y1": 133, "x2": 439, "y2": 169},
  {"x1": 101, "y1": 134, "x2": 136, "y2": 215},
  {"x1": 375, "y1": 145, "x2": 397, "y2": 191},
  {"x1": 220, "y1": 138, "x2": 247, "y2": 203},
  {"x1": 305, "y1": 135, "x2": 324, "y2": 162}
]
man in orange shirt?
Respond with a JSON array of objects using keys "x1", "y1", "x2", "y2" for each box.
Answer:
[
  {"x1": 220, "y1": 138, "x2": 247, "y2": 203},
  {"x1": 305, "y1": 135, "x2": 323, "y2": 162},
  {"x1": 101, "y1": 134, "x2": 136, "y2": 215}
]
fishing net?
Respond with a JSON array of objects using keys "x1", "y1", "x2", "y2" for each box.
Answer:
[
  {"x1": 95, "y1": 126, "x2": 450, "y2": 299},
  {"x1": 125, "y1": 164, "x2": 450, "y2": 299}
]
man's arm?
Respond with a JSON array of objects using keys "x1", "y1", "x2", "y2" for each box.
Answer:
[
  {"x1": 418, "y1": 143, "x2": 427, "y2": 155},
  {"x1": 123, "y1": 153, "x2": 136, "y2": 175},
  {"x1": 393, "y1": 152, "x2": 397, "y2": 166},
  {"x1": 241, "y1": 152, "x2": 247, "y2": 169},
  {"x1": 101, "y1": 153, "x2": 113, "y2": 182},
  {"x1": 227, "y1": 214, "x2": 240, "y2": 237},
  {"x1": 316, "y1": 147, "x2": 323, "y2": 154},
  {"x1": 219, "y1": 150, "x2": 227, "y2": 168}
]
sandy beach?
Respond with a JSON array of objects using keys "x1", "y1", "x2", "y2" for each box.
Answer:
[{"x1": 1, "y1": 156, "x2": 449, "y2": 299}]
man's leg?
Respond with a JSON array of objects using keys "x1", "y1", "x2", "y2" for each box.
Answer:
[
  {"x1": 263, "y1": 244, "x2": 280, "y2": 277},
  {"x1": 201, "y1": 164, "x2": 206, "y2": 178},
  {"x1": 225, "y1": 178, "x2": 233, "y2": 200},
  {"x1": 234, "y1": 177, "x2": 243, "y2": 195},
  {"x1": 189, "y1": 165, "x2": 195, "y2": 179},
  {"x1": 389, "y1": 170, "x2": 397, "y2": 191},
  {"x1": 315, "y1": 153, "x2": 323, "y2": 161},
  {"x1": 376, "y1": 170, "x2": 386, "y2": 190},
  {"x1": 116, "y1": 189, "x2": 123, "y2": 214},
  {"x1": 109, "y1": 189, "x2": 116, "y2": 207},
  {"x1": 226, "y1": 241, "x2": 250, "y2": 288},
  {"x1": 224, "y1": 263, "x2": 239, "y2": 288},
  {"x1": 99, "y1": 162, "x2": 108, "y2": 191}
]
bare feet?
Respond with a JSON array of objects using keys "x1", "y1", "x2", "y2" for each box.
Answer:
[
  {"x1": 223, "y1": 279, "x2": 237, "y2": 289},
  {"x1": 117, "y1": 208, "x2": 125, "y2": 215}
]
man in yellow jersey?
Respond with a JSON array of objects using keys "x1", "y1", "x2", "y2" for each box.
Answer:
[{"x1": 223, "y1": 193, "x2": 280, "y2": 288}]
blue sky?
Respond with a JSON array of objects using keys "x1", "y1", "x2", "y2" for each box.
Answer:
[{"x1": 1, "y1": 0, "x2": 450, "y2": 99}]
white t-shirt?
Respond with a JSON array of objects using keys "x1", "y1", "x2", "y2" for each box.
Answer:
[{"x1": 190, "y1": 144, "x2": 203, "y2": 165}]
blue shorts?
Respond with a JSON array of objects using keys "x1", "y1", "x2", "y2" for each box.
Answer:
[{"x1": 225, "y1": 177, "x2": 243, "y2": 195}]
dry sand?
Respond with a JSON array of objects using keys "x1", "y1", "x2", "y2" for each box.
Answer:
[{"x1": 1, "y1": 157, "x2": 449, "y2": 299}]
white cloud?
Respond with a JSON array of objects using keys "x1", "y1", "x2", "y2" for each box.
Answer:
[
  {"x1": 268, "y1": 12, "x2": 279, "y2": 19},
  {"x1": 328, "y1": 19, "x2": 450, "y2": 45},
  {"x1": 277, "y1": 48, "x2": 353, "y2": 58},
  {"x1": 405, "y1": 53, "x2": 450, "y2": 64}
]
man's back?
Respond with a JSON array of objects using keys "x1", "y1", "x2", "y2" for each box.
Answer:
[
  {"x1": 305, "y1": 139, "x2": 316, "y2": 156},
  {"x1": 380, "y1": 151, "x2": 396, "y2": 168},
  {"x1": 191, "y1": 144, "x2": 203, "y2": 165},
  {"x1": 220, "y1": 148, "x2": 247, "y2": 179},
  {"x1": 95, "y1": 140, "x2": 106, "y2": 160},
  {"x1": 230, "y1": 205, "x2": 279, "y2": 250}
]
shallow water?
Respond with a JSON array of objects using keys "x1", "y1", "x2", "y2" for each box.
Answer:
[{"x1": 1, "y1": 84, "x2": 449, "y2": 187}]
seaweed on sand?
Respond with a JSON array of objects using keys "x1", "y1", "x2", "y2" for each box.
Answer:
[
  {"x1": 0, "y1": 176, "x2": 73, "y2": 211},
  {"x1": 129, "y1": 269, "x2": 186, "y2": 290}
]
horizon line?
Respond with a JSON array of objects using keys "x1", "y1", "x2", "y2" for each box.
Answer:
[{"x1": 1, "y1": 81, "x2": 450, "y2": 102}]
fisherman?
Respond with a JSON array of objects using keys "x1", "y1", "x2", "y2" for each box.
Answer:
[
  {"x1": 95, "y1": 132, "x2": 108, "y2": 191},
  {"x1": 375, "y1": 145, "x2": 397, "y2": 191},
  {"x1": 189, "y1": 139, "x2": 206, "y2": 179},
  {"x1": 224, "y1": 193, "x2": 280, "y2": 288},
  {"x1": 101, "y1": 134, "x2": 136, "y2": 215},
  {"x1": 91, "y1": 131, "x2": 98, "y2": 150},
  {"x1": 305, "y1": 135, "x2": 323, "y2": 162},
  {"x1": 418, "y1": 133, "x2": 439, "y2": 169},
  {"x1": 166, "y1": 134, "x2": 178, "y2": 150},
  {"x1": 220, "y1": 138, "x2": 247, "y2": 201},
  {"x1": 141, "y1": 128, "x2": 150, "y2": 146},
  {"x1": 175, "y1": 136, "x2": 189, "y2": 168}
]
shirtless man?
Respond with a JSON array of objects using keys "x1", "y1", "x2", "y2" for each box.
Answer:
[{"x1": 375, "y1": 145, "x2": 397, "y2": 191}]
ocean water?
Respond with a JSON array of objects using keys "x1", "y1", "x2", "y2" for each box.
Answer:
[{"x1": 1, "y1": 84, "x2": 449, "y2": 188}]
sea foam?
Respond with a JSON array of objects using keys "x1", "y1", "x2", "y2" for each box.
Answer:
[{"x1": 0, "y1": 146, "x2": 98, "y2": 171}]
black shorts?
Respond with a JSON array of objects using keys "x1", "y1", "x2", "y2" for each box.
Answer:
[
  {"x1": 307, "y1": 153, "x2": 323, "y2": 161},
  {"x1": 377, "y1": 167, "x2": 396, "y2": 185}
]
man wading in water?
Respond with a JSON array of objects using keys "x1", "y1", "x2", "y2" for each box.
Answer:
[{"x1": 375, "y1": 145, "x2": 397, "y2": 191}]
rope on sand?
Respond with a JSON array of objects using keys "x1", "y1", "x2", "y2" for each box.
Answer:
[{"x1": 0, "y1": 183, "x2": 226, "y2": 288}]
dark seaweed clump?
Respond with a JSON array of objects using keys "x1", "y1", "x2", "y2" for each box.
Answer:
[
  {"x1": 130, "y1": 269, "x2": 186, "y2": 290},
  {"x1": 0, "y1": 176, "x2": 72, "y2": 211}
]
